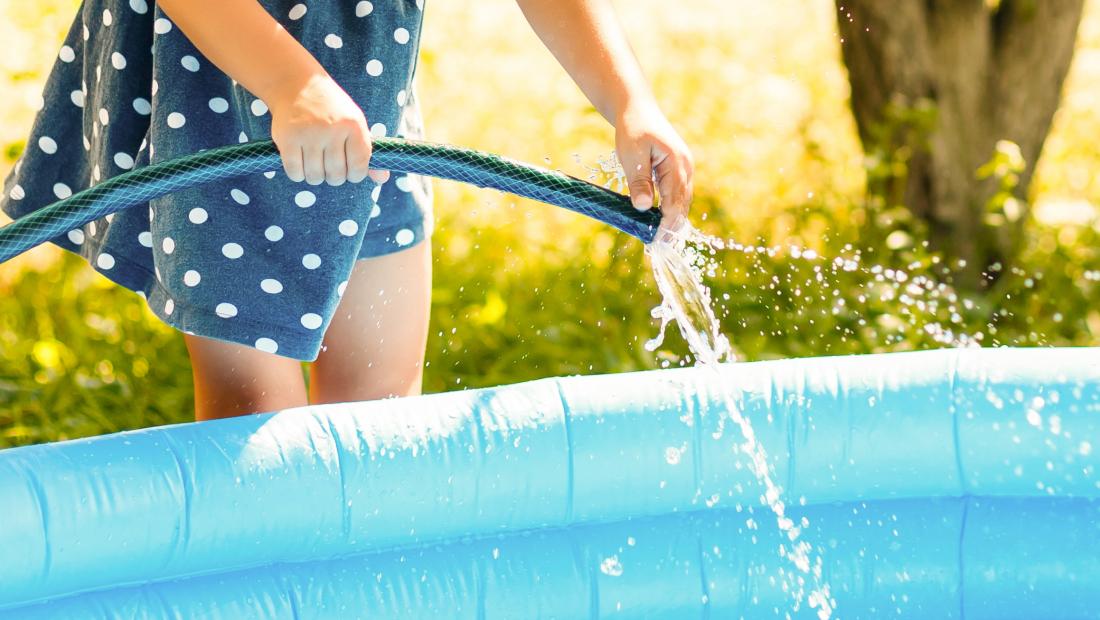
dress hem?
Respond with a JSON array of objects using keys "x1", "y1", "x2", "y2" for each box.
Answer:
[{"x1": 59, "y1": 232, "x2": 327, "y2": 361}]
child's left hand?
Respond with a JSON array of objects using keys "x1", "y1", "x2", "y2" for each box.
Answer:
[{"x1": 615, "y1": 102, "x2": 695, "y2": 232}]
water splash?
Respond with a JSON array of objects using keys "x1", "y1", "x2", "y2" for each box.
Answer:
[
  {"x1": 644, "y1": 222, "x2": 733, "y2": 365},
  {"x1": 644, "y1": 219, "x2": 836, "y2": 619}
]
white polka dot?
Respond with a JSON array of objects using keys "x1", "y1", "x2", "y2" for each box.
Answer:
[
  {"x1": 222, "y1": 243, "x2": 244, "y2": 259},
  {"x1": 133, "y1": 97, "x2": 151, "y2": 115},
  {"x1": 302, "y1": 253, "x2": 321, "y2": 269},
  {"x1": 355, "y1": 1, "x2": 373, "y2": 17},
  {"x1": 82, "y1": 24, "x2": 89, "y2": 41},
  {"x1": 255, "y1": 338, "x2": 279, "y2": 353},
  {"x1": 114, "y1": 152, "x2": 135, "y2": 169},
  {"x1": 395, "y1": 228, "x2": 415, "y2": 246},
  {"x1": 106, "y1": 213, "x2": 114, "y2": 224},
  {"x1": 53, "y1": 183, "x2": 72, "y2": 199},
  {"x1": 82, "y1": 134, "x2": 91, "y2": 150},
  {"x1": 260, "y1": 278, "x2": 284, "y2": 294},
  {"x1": 369, "y1": 204, "x2": 381, "y2": 219},
  {"x1": 96, "y1": 253, "x2": 115, "y2": 269},
  {"x1": 337, "y1": 280, "x2": 348, "y2": 297},
  {"x1": 138, "y1": 231, "x2": 152, "y2": 247},
  {"x1": 397, "y1": 90, "x2": 407, "y2": 106},
  {"x1": 167, "y1": 112, "x2": 186, "y2": 128},
  {"x1": 181, "y1": 55, "x2": 200, "y2": 72},
  {"x1": 366, "y1": 59, "x2": 383, "y2": 77},
  {"x1": 230, "y1": 188, "x2": 250, "y2": 205},
  {"x1": 238, "y1": 131, "x2": 248, "y2": 143},
  {"x1": 68, "y1": 229, "x2": 85, "y2": 245},
  {"x1": 154, "y1": 18, "x2": 172, "y2": 34},
  {"x1": 70, "y1": 90, "x2": 85, "y2": 107},
  {"x1": 294, "y1": 190, "x2": 316, "y2": 208},
  {"x1": 394, "y1": 27, "x2": 410, "y2": 44},
  {"x1": 370, "y1": 123, "x2": 386, "y2": 138},
  {"x1": 111, "y1": 51, "x2": 127, "y2": 70},
  {"x1": 338, "y1": 220, "x2": 359, "y2": 236},
  {"x1": 263, "y1": 170, "x2": 277, "y2": 179},
  {"x1": 183, "y1": 270, "x2": 201, "y2": 287},
  {"x1": 208, "y1": 97, "x2": 228, "y2": 113},
  {"x1": 89, "y1": 221, "x2": 97, "y2": 236},
  {"x1": 38, "y1": 136, "x2": 57, "y2": 154},
  {"x1": 164, "y1": 299, "x2": 174, "y2": 315},
  {"x1": 102, "y1": 8, "x2": 113, "y2": 26},
  {"x1": 215, "y1": 302, "x2": 237, "y2": 318},
  {"x1": 301, "y1": 313, "x2": 323, "y2": 330},
  {"x1": 265, "y1": 225, "x2": 284, "y2": 241},
  {"x1": 151, "y1": 79, "x2": 159, "y2": 96},
  {"x1": 129, "y1": 0, "x2": 148, "y2": 14},
  {"x1": 288, "y1": 3, "x2": 307, "y2": 19},
  {"x1": 396, "y1": 175, "x2": 412, "y2": 192},
  {"x1": 162, "y1": 237, "x2": 175, "y2": 254},
  {"x1": 188, "y1": 207, "x2": 208, "y2": 224},
  {"x1": 324, "y1": 34, "x2": 343, "y2": 48},
  {"x1": 8, "y1": 184, "x2": 25, "y2": 200},
  {"x1": 59, "y1": 46, "x2": 76, "y2": 63},
  {"x1": 98, "y1": 108, "x2": 110, "y2": 125},
  {"x1": 371, "y1": 185, "x2": 382, "y2": 202},
  {"x1": 250, "y1": 99, "x2": 268, "y2": 116}
]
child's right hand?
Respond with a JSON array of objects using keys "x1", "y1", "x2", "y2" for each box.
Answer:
[{"x1": 268, "y1": 72, "x2": 390, "y2": 187}]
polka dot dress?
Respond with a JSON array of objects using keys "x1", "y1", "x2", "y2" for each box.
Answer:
[{"x1": 0, "y1": 0, "x2": 433, "y2": 362}]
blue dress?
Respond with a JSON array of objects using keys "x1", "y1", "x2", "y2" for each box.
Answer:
[{"x1": 0, "y1": 0, "x2": 433, "y2": 362}]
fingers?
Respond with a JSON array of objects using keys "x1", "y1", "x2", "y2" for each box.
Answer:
[
  {"x1": 302, "y1": 143, "x2": 325, "y2": 185},
  {"x1": 654, "y1": 149, "x2": 693, "y2": 231},
  {"x1": 323, "y1": 137, "x2": 349, "y2": 186},
  {"x1": 278, "y1": 120, "x2": 381, "y2": 187},
  {"x1": 345, "y1": 123, "x2": 373, "y2": 184},
  {"x1": 619, "y1": 147, "x2": 655, "y2": 212},
  {"x1": 278, "y1": 142, "x2": 306, "y2": 183}
]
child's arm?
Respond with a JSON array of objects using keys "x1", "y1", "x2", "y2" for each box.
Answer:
[
  {"x1": 156, "y1": 0, "x2": 386, "y2": 186},
  {"x1": 515, "y1": 0, "x2": 694, "y2": 230}
]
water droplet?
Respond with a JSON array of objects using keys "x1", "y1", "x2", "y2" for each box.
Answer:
[{"x1": 599, "y1": 555, "x2": 623, "y2": 577}]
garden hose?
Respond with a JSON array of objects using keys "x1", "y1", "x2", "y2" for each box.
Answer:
[{"x1": 0, "y1": 137, "x2": 661, "y2": 265}]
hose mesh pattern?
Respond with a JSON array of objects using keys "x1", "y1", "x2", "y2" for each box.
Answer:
[{"x1": 0, "y1": 138, "x2": 660, "y2": 264}]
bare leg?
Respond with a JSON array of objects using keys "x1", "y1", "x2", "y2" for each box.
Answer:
[
  {"x1": 309, "y1": 240, "x2": 432, "y2": 404},
  {"x1": 184, "y1": 332, "x2": 309, "y2": 421}
]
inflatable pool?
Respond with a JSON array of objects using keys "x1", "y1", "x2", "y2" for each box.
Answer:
[{"x1": 0, "y1": 347, "x2": 1097, "y2": 618}]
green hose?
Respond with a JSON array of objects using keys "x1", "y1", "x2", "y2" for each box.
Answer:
[{"x1": 0, "y1": 137, "x2": 661, "y2": 264}]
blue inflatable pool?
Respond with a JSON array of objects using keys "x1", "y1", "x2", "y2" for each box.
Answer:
[{"x1": 0, "y1": 348, "x2": 1097, "y2": 618}]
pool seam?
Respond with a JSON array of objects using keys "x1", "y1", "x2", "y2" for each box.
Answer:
[{"x1": 554, "y1": 380, "x2": 575, "y2": 525}]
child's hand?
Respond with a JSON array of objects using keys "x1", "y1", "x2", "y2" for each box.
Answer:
[
  {"x1": 269, "y1": 72, "x2": 390, "y2": 187},
  {"x1": 615, "y1": 103, "x2": 694, "y2": 232}
]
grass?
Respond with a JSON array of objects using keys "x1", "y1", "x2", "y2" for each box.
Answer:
[{"x1": 3, "y1": 0, "x2": 1100, "y2": 446}]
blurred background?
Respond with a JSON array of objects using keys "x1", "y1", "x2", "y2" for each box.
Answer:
[{"x1": 3, "y1": 0, "x2": 1100, "y2": 446}]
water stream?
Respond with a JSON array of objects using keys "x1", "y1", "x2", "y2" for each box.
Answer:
[{"x1": 645, "y1": 221, "x2": 836, "y2": 618}]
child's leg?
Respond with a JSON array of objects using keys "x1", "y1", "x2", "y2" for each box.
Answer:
[
  {"x1": 184, "y1": 333, "x2": 309, "y2": 421},
  {"x1": 308, "y1": 240, "x2": 432, "y2": 405}
]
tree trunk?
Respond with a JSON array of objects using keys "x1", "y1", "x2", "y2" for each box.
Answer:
[{"x1": 836, "y1": 0, "x2": 1084, "y2": 288}]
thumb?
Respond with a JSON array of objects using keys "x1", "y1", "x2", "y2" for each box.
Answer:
[{"x1": 619, "y1": 148, "x2": 654, "y2": 211}]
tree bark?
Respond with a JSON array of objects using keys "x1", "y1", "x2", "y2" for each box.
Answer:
[{"x1": 836, "y1": 0, "x2": 1084, "y2": 288}]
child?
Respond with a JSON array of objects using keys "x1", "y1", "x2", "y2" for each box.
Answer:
[{"x1": 1, "y1": 0, "x2": 694, "y2": 421}]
